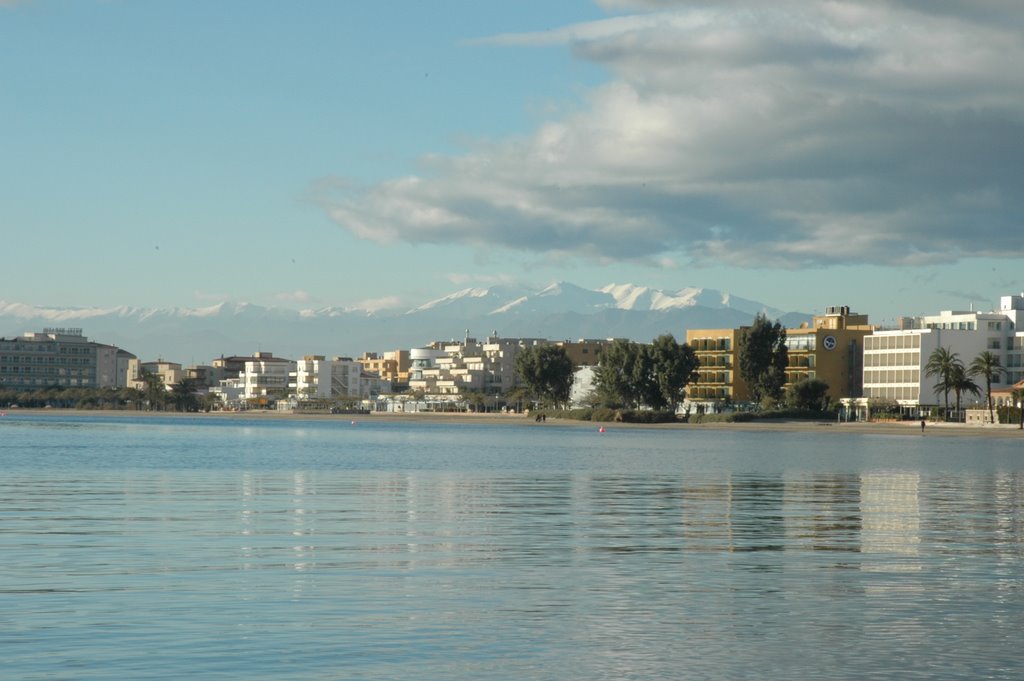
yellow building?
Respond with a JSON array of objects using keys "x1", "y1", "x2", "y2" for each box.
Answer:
[
  {"x1": 686, "y1": 306, "x2": 873, "y2": 404},
  {"x1": 785, "y1": 306, "x2": 873, "y2": 400},
  {"x1": 357, "y1": 350, "x2": 411, "y2": 387},
  {"x1": 554, "y1": 338, "x2": 618, "y2": 367},
  {"x1": 685, "y1": 327, "x2": 750, "y2": 402}
]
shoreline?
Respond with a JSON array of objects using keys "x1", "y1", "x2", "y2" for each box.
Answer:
[{"x1": 3, "y1": 407, "x2": 1023, "y2": 440}]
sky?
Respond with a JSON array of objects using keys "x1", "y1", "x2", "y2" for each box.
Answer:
[{"x1": 2, "y1": 0, "x2": 1022, "y2": 326}]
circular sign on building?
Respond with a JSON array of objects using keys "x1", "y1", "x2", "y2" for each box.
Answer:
[{"x1": 822, "y1": 335, "x2": 837, "y2": 351}]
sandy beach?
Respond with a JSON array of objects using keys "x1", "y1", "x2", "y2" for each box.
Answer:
[{"x1": 4, "y1": 407, "x2": 1023, "y2": 440}]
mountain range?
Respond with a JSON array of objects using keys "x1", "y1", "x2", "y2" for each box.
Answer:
[{"x1": 0, "y1": 282, "x2": 811, "y2": 363}]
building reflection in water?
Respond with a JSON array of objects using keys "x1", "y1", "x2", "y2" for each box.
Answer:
[{"x1": 859, "y1": 472, "x2": 921, "y2": 576}]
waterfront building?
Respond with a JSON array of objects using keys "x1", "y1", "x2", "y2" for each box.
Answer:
[
  {"x1": 686, "y1": 305, "x2": 873, "y2": 406},
  {"x1": 185, "y1": 365, "x2": 218, "y2": 387},
  {"x1": 0, "y1": 328, "x2": 136, "y2": 391},
  {"x1": 685, "y1": 327, "x2": 748, "y2": 403},
  {"x1": 290, "y1": 355, "x2": 391, "y2": 400},
  {"x1": 859, "y1": 294, "x2": 1024, "y2": 413},
  {"x1": 405, "y1": 333, "x2": 614, "y2": 398},
  {"x1": 209, "y1": 378, "x2": 245, "y2": 408},
  {"x1": 408, "y1": 333, "x2": 547, "y2": 396},
  {"x1": 991, "y1": 378, "x2": 1024, "y2": 410},
  {"x1": 240, "y1": 352, "x2": 296, "y2": 401},
  {"x1": 407, "y1": 347, "x2": 449, "y2": 394},
  {"x1": 139, "y1": 360, "x2": 184, "y2": 389},
  {"x1": 357, "y1": 350, "x2": 410, "y2": 388},
  {"x1": 211, "y1": 355, "x2": 264, "y2": 379},
  {"x1": 784, "y1": 306, "x2": 874, "y2": 400}
]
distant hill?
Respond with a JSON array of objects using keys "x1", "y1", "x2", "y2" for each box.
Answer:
[{"x1": 0, "y1": 283, "x2": 810, "y2": 363}]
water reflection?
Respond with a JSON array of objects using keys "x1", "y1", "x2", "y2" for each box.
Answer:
[
  {"x1": 4, "y1": 421, "x2": 1024, "y2": 680},
  {"x1": 861, "y1": 472, "x2": 921, "y2": 573}
]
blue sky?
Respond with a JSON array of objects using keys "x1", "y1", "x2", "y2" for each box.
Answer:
[{"x1": 2, "y1": 0, "x2": 1021, "y2": 325}]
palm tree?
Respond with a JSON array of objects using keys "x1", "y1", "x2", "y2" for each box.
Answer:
[
  {"x1": 1013, "y1": 387, "x2": 1024, "y2": 430},
  {"x1": 969, "y1": 351, "x2": 1005, "y2": 424},
  {"x1": 948, "y1": 363, "x2": 980, "y2": 422},
  {"x1": 925, "y1": 347, "x2": 960, "y2": 419}
]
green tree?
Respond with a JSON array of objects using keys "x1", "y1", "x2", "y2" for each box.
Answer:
[
  {"x1": 503, "y1": 386, "x2": 531, "y2": 414},
  {"x1": 593, "y1": 339, "x2": 647, "y2": 408},
  {"x1": 739, "y1": 314, "x2": 789, "y2": 406},
  {"x1": 463, "y1": 390, "x2": 487, "y2": 413},
  {"x1": 644, "y1": 334, "x2": 700, "y2": 411},
  {"x1": 1013, "y1": 387, "x2": 1024, "y2": 429},
  {"x1": 948, "y1": 363, "x2": 980, "y2": 422},
  {"x1": 514, "y1": 345, "x2": 575, "y2": 408},
  {"x1": 969, "y1": 350, "x2": 1005, "y2": 424},
  {"x1": 198, "y1": 391, "x2": 221, "y2": 413},
  {"x1": 787, "y1": 378, "x2": 831, "y2": 411},
  {"x1": 925, "y1": 347, "x2": 959, "y2": 417},
  {"x1": 140, "y1": 370, "x2": 168, "y2": 411},
  {"x1": 171, "y1": 378, "x2": 201, "y2": 412}
]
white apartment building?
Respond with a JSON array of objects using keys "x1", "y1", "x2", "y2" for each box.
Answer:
[
  {"x1": 290, "y1": 356, "x2": 391, "y2": 400},
  {"x1": 407, "y1": 333, "x2": 547, "y2": 396},
  {"x1": 241, "y1": 353, "x2": 296, "y2": 400},
  {"x1": 862, "y1": 294, "x2": 1024, "y2": 408}
]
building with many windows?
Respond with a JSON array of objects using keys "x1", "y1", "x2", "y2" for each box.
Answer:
[
  {"x1": 857, "y1": 294, "x2": 1024, "y2": 414},
  {"x1": 784, "y1": 306, "x2": 874, "y2": 400},
  {"x1": 405, "y1": 333, "x2": 616, "y2": 397},
  {"x1": 291, "y1": 356, "x2": 390, "y2": 400},
  {"x1": 240, "y1": 352, "x2": 296, "y2": 401},
  {"x1": 0, "y1": 328, "x2": 136, "y2": 391},
  {"x1": 357, "y1": 350, "x2": 410, "y2": 389},
  {"x1": 686, "y1": 306, "x2": 873, "y2": 406},
  {"x1": 685, "y1": 328, "x2": 747, "y2": 403}
]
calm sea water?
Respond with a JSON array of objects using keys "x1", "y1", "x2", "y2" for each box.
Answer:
[{"x1": 2, "y1": 414, "x2": 1022, "y2": 680}]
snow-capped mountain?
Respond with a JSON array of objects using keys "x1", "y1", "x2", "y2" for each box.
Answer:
[
  {"x1": 0, "y1": 283, "x2": 809, "y2": 362},
  {"x1": 403, "y1": 282, "x2": 791, "y2": 318},
  {"x1": 406, "y1": 284, "x2": 535, "y2": 317}
]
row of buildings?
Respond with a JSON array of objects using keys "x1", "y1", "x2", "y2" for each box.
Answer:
[
  {"x1": 686, "y1": 294, "x2": 1024, "y2": 416},
  {"x1": 4, "y1": 293, "x2": 1024, "y2": 414},
  {"x1": 0, "y1": 328, "x2": 617, "y2": 411}
]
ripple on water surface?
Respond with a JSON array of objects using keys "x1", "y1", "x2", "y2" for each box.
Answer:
[{"x1": 1, "y1": 414, "x2": 1023, "y2": 680}]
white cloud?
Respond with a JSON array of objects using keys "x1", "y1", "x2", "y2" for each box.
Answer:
[
  {"x1": 351, "y1": 296, "x2": 403, "y2": 312},
  {"x1": 320, "y1": 1, "x2": 1024, "y2": 269},
  {"x1": 274, "y1": 290, "x2": 311, "y2": 303}
]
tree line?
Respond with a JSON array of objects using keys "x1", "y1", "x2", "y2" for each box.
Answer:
[
  {"x1": 513, "y1": 314, "x2": 808, "y2": 413},
  {"x1": 513, "y1": 334, "x2": 701, "y2": 412}
]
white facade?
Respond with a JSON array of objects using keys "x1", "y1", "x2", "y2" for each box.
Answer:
[
  {"x1": 569, "y1": 366, "x2": 598, "y2": 408},
  {"x1": 95, "y1": 346, "x2": 138, "y2": 388},
  {"x1": 864, "y1": 298, "x2": 1024, "y2": 407},
  {"x1": 407, "y1": 334, "x2": 546, "y2": 396},
  {"x1": 210, "y1": 377, "x2": 245, "y2": 407},
  {"x1": 291, "y1": 356, "x2": 390, "y2": 399},
  {"x1": 241, "y1": 357, "x2": 296, "y2": 400}
]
